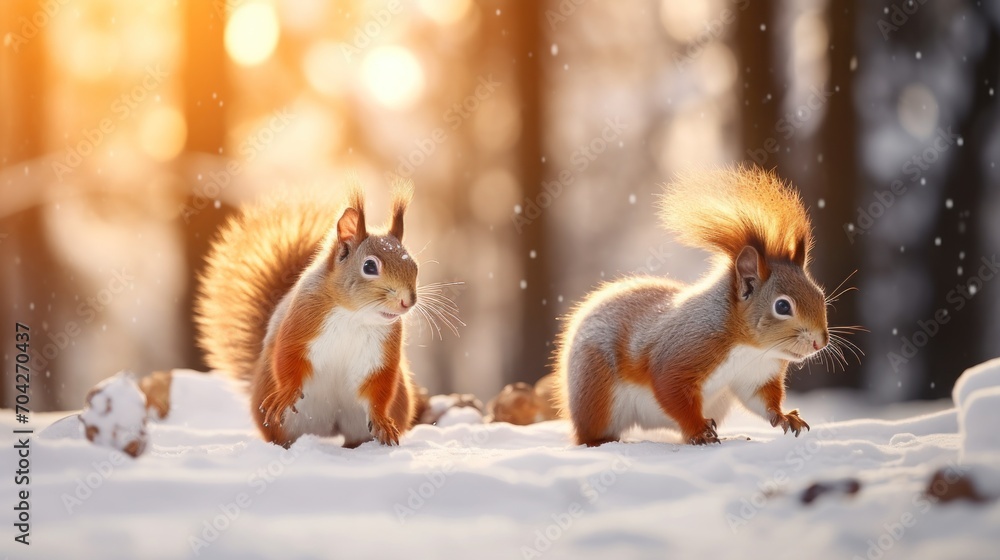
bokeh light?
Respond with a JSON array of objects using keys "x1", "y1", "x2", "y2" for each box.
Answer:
[
  {"x1": 225, "y1": 2, "x2": 281, "y2": 67},
  {"x1": 139, "y1": 106, "x2": 187, "y2": 161},
  {"x1": 361, "y1": 46, "x2": 425, "y2": 110},
  {"x1": 417, "y1": 0, "x2": 473, "y2": 26}
]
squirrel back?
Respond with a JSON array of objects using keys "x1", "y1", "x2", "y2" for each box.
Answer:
[{"x1": 194, "y1": 196, "x2": 341, "y2": 380}]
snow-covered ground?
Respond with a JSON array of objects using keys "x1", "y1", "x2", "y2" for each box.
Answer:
[{"x1": 3, "y1": 362, "x2": 1000, "y2": 560}]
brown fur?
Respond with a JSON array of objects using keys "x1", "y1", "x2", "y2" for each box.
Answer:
[
  {"x1": 195, "y1": 198, "x2": 332, "y2": 379},
  {"x1": 555, "y1": 166, "x2": 829, "y2": 446},
  {"x1": 196, "y1": 182, "x2": 418, "y2": 447}
]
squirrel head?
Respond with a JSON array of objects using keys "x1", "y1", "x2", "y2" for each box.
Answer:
[
  {"x1": 327, "y1": 182, "x2": 418, "y2": 326},
  {"x1": 733, "y1": 244, "x2": 829, "y2": 362}
]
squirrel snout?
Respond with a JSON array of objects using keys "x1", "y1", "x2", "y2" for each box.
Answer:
[
  {"x1": 397, "y1": 291, "x2": 416, "y2": 311},
  {"x1": 812, "y1": 330, "x2": 830, "y2": 351}
]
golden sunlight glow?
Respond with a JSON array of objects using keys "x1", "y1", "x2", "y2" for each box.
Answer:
[
  {"x1": 417, "y1": 0, "x2": 472, "y2": 26},
  {"x1": 139, "y1": 106, "x2": 187, "y2": 161},
  {"x1": 303, "y1": 41, "x2": 350, "y2": 96},
  {"x1": 659, "y1": 0, "x2": 717, "y2": 43},
  {"x1": 361, "y1": 46, "x2": 425, "y2": 110},
  {"x1": 225, "y1": 2, "x2": 281, "y2": 67}
]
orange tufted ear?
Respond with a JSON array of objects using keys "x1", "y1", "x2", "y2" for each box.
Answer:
[{"x1": 388, "y1": 178, "x2": 412, "y2": 242}]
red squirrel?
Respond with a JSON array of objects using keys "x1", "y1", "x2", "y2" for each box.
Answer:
[
  {"x1": 555, "y1": 166, "x2": 833, "y2": 446},
  {"x1": 195, "y1": 182, "x2": 421, "y2": 447}
]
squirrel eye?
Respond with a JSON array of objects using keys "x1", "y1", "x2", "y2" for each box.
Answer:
[
  {"x1": 362, "y1": 257, "x2": 380, "y2": 278},
  {"x1": 774, "y1": 298, "x2": 793, "y2": 317}
]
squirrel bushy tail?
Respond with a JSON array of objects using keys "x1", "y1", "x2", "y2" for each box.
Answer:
[
  {"x1": 658, "y1": 165, "x2": 813, "y2": 266},
  {"x1": 194, "y1": 197, "x2": 341, "y2": 380}
]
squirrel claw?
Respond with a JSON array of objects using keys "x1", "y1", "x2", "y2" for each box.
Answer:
[
  {"x1": 259, "y1": 389, "x2": 302, "y2": 428},
  {"x1": 368, "y1": 415, "x2": 400, "y2": 446},
  {"x1": 688, "y1": 418, "x2": 720, "y2": 445},
  {"x1": 769, "y1": 409, "x2": 810, "y2": 437}
]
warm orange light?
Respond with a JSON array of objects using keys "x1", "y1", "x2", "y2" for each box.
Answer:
[
  {"x1": 225, "y1": 2, "x2": 280, "y2": 67},
  {"x1": 361, "y1": 46, "x2": 425, "y2": 110},
  {"x1": 139, "y1": 107, "x2": 187, "y2": 161},
  {"x1": 303, "y1": 41, "x2": 349, "y2": 96},
  {"x1": 417, "y1": 0, "x2": 472, "y2": 26}
]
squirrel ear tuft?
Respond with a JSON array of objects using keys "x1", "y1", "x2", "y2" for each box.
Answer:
[
  {"x1": 735, "y1": 245, "x2": 763, "y2": 300},
  {"x1": 337, "y1": 204, "x2": 366, "y2": 247},
  {"x1": 791, "y1": 235, "x2": 808, "y2": 268},
  {"x1": 337, "y1": 177, "x2": 367, "y2": 246},
  {"x1": 388, "y1": 178, "x2": 413, "y2": 241}
]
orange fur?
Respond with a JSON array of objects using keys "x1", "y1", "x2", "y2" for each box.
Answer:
[
  {"x1": 196, "y1": 184, "x2": 419, "y2": 447},
  {"x1": 659, "y1": 165, "x2": 813, "y2": 270},
  {"x1": 555, "y1": 165, "x2": 827, "y2": 446}
]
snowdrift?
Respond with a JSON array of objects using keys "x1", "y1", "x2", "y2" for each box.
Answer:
[{"x1": 3, "y1": 360, "x2": 1000, "y2": 560}]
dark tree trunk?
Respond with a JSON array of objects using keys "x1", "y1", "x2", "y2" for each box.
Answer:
[
  {"x1": 179, "y1": 0, "x2": 230, "y2": 371},
  {"x1": 924, "y1": 16, "x2": 996, "y2": 399},
  {"x1": 507, "y1": 1, "x2": 553, "y2": 385},
  {"x1": 736, "y1": 0, "x2": 780, "y2": 168},
  {"x1": 0, "y1": 1, "x2": 54, "y2": 409},
  {"x1": 808, "y1": 1, "x2": 864, "y2": 390}
]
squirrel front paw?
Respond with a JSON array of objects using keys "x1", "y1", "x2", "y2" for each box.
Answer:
[
  {"x1": 259, "y1": 388, "x2": 303, "y2": 427},
  {"x1": 686, "y1": 418, "x2": 720, "y2": 445},
  {"x1": 367, "y1": 414, "x2": 400, "y2": 446},
  {"x1": 768, "y1": 409, "x2": 810, "y2": 437}
]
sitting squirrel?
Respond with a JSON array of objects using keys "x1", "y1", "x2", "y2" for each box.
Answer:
[
  {"x1": 195, "y1": 183, "x2": 420, "y2": 447},
  {"x1": 555, "y1": 166, "x2": 831, "y2": 446}
]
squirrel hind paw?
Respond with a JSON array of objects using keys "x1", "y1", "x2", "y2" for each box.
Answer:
[
  {"x1": 369, "y1": 416, "x2": 400, "y2": 446},
  {"x1": 687, "y1": 418, "x2": 720, "y2": 445}
]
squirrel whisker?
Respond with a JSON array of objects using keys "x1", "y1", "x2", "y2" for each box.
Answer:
[{"x1": 825, "y1": 270, "x2": 859, "y2": 304}]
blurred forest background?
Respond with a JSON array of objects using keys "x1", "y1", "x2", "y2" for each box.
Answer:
[{"x1": 1, "y1": 0, "x2": 998, "y2": 411}]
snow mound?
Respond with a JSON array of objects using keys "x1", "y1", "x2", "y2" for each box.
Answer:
[
  {"x1": 78, "y1": 371, "x2": 149, "y2": 457},
  {"x1": 959, "y1": 386, "x2": 1000, "y2": 461},
  {"x1": 952, "y1": 357, "x2": 1000, "y2": 410}
]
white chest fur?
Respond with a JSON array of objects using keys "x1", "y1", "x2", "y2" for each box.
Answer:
[
  {"x1": 701, "y1": 344, "x2": 783, "y2": 401},
  {"x1": 611, "y1": 344, "x2": 783, "y2": 435},
  {"x1": 282, "y1": 308, "x2": 389, "y2": 439}
]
